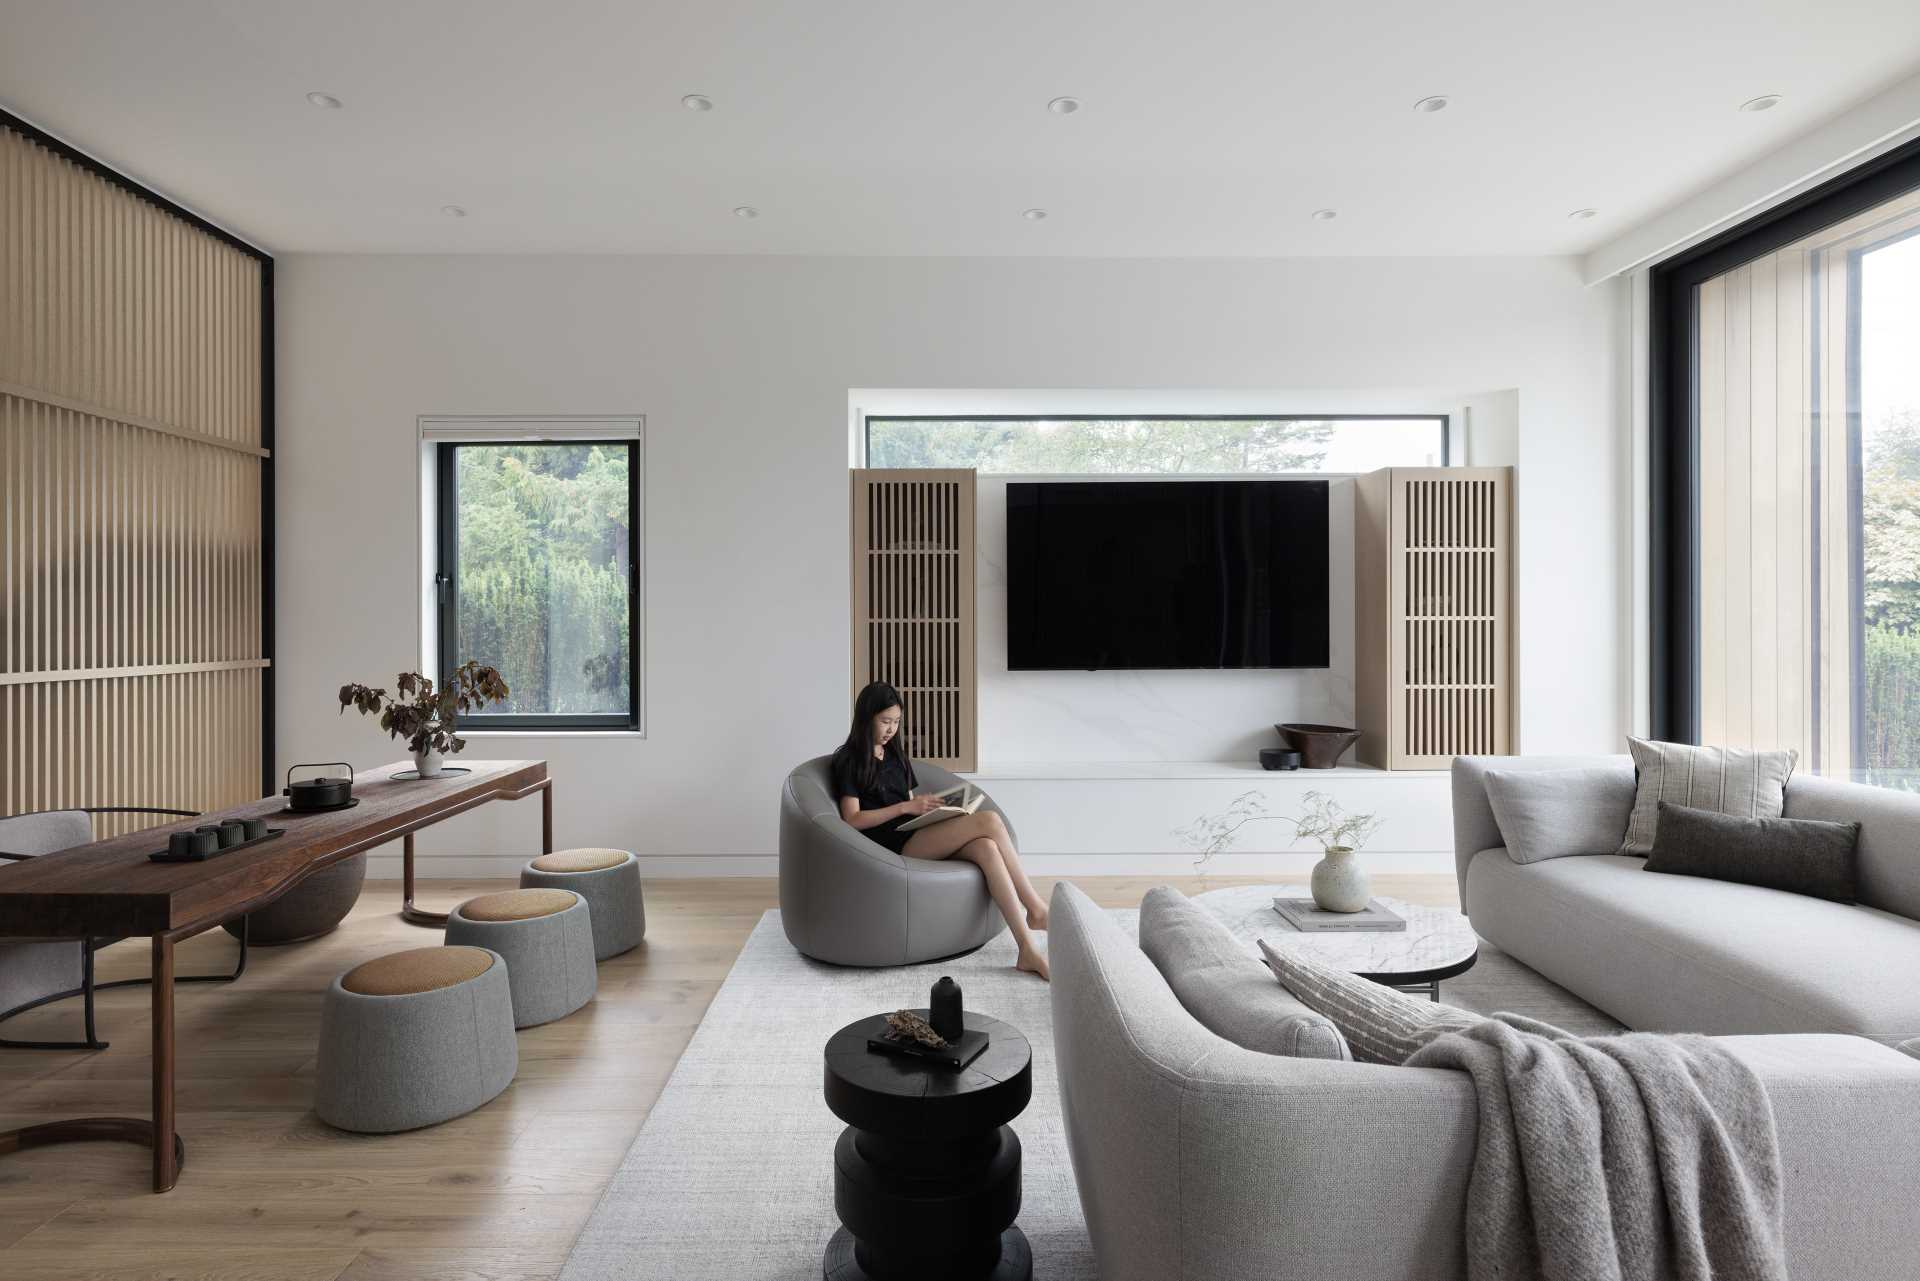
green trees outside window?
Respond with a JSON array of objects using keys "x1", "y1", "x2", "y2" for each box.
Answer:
[{"x1": 447, "y1": 443, "x2": 633, "y2": 722}]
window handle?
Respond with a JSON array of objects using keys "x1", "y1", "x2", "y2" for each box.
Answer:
[{"x1": 435, "y1": 573, "x2": 451, "y2": 605}]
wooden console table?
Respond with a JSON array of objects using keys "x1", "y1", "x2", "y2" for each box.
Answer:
[{"x1": 0, "y1": 758, "x2": 551, "y2": 1192}]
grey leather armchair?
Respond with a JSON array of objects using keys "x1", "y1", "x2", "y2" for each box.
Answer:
[
  {"x1": 0, "y1": 806, "x2": 242, "y2": 1051},
  {"x1": 778, "y1": 756, "x2": 1010, "y2": 966}
]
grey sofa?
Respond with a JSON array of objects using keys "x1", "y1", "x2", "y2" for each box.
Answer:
[
  {"x1": 778, "y1": 755, "x2": 1008, "y2": 966},
  {"x1": 1454, "y1": 756, "x2": 1920, "y2": 1045},
  {"x1": 1050, "y1": 880, "x2": 1920, "y2": 1281}
]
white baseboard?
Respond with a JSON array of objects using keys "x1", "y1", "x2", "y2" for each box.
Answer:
[{"x1": 371, "y1": 850, "x2": 1454, "y2": 880}]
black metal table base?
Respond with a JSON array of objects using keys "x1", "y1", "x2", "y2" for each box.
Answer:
[{"x1": 824, "y1": 1225, "x2": 1031, "y2": 1281}]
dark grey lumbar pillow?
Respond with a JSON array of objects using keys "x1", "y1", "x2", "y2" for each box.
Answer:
[
  {"x1": 1619, "y1": 738, "x2": 1796, "y2": 856},
  {"x1": 1646, "y1": 801, "x2": 1860, "y2": 903}
]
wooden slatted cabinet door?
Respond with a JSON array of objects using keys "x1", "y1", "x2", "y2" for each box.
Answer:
[{"x1": 850, "y1": 469, "x2": 977, "y2": 771}]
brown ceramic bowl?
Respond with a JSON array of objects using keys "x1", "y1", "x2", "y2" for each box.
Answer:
[{"x1": 1274, "y1": 723, "x2": 1361, "y2": 769}]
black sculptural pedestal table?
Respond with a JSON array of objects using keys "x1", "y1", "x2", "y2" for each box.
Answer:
[{"x1": 822, "y1": 1010, "x2": 1033, "y2": 1281}]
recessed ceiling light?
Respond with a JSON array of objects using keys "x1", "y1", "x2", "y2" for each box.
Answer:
[
  {"x1": 1047, "y1": 97, "x2": 1082, "y2": 115},
  {"x1": 732, "y1": 205, "x2": 759, "y2": 219},
  {"x1": 1021, "y1": 207, "x2": 1049, "y2": 221},
  {"x1": 1567, "y1": 207, "x2": 1598, "y2": 221},
  {"x1": 440, "y1": 205, "x2": 467, "y2": 218},
  {"x1": 305, "y1": 92, "x2": 342, "y2": 109},
  {"x1": 1311, "y1": 208, "x2": 1338, "y2": 221},
  {"x1": 1413, "y1": 95, "x2": 1450, "y2": 113},
  {"x1": 1739, "y1": 94, "x2": 1783, "y2": 113},
  {"x1": 682, "y1": 93, "x2": 714, "y2": 112}
]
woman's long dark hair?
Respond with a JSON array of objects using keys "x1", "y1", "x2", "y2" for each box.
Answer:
[{"x1": 832, "y1": 680, "x2": 910, "y2": 791}]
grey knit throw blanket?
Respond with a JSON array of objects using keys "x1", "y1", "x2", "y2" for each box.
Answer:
[{"x1": 1405, "y1": 1014, "x2": 1788, "y2": 1281}]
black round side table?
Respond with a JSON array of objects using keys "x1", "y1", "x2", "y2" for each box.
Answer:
[{"x1": 822, "y1": 1010, "x2": 1033, "y2": 1281}]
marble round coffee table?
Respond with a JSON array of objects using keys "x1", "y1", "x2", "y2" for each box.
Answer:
[{"x1": 1191, "y1": 883, "x2": 1478, "y2": 1000}]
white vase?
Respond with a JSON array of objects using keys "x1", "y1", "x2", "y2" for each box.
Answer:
[
  {"x1": 413, "y1": 746, "x2": 446, "y2": 778},
  {"x1": 1310, "y1": 846, "x2": 1370, "y2": 913}
]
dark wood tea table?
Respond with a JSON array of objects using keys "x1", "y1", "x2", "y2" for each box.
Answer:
[{"x1": 0, "y1": 758, "x2": 551, "y2": 1192}]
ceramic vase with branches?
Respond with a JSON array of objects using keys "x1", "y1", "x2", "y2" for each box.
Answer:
[
  {"x1": 339, "y1": 660, "x2": 509, "y2": 778},
  {"x1": 1176, "y1": 789, "x2": 1383, "y2": 910}
]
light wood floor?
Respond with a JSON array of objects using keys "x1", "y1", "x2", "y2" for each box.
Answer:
[{"x1": 0, "y1": 873, "x2": 1457, "y2": 1281}]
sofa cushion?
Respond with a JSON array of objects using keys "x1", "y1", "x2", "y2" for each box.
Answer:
[
  {"x1": 1484, "y1": 766, "x2": 1636, "y2": 864},
  {"x1": 1256, "y1": 939, "x2": 1478, "y2": 1064},
  {"x1": 1620, "y1": 738, "x2": 1796, "y2": 855},
  {"x1": 1648, "y1": 802, "x2": 1860, "y2": 903},
  {"x1": 1784, "y1": 773, "x2": 1920, "y2": 922},
  {"x1": 1467, "y1": 849, "x2": 1920, "y2": 1045},
  {"x1": 1138, "y1": 887, "x2": 1349, "y2": 1060}
]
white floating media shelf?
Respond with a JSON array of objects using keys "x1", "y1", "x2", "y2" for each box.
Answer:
[{"x1": 960, "y1": 760, "x2": 1454, "y2": 875}]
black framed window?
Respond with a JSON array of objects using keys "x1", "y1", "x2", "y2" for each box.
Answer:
[
  {"x1": 1651, "y1": 135, "x2": 1920, "y2": 789},
  {"x1": 865, "y1": 415, "x2": 1448, "y2": 473},
  {"x1": 434, "y1": 440, "x2": 638, "y2": 731}
]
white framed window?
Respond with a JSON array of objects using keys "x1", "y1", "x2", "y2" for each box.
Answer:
[{"x1": 863, "y1": 415, "x2": 1448, "y2": 474}]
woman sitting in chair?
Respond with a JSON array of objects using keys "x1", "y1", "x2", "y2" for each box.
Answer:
[{"x1": 830, "y1": 681, "x2": 1049, "y2": 980}]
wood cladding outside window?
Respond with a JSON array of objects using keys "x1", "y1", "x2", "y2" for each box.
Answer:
[
  {"x1": 1689, "y1": 186, "x2": 1920, "y2": 773},
  {"x1": 0, "y1": 121, "x2": 269, "y2": 836},
  {"x1": 850, "y1": 470, "x2": 977, "y2": 770}
]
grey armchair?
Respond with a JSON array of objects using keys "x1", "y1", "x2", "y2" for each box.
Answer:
[
  {"x1": 0, "y1": 806, "x2": 243, "y2": 1051},
  {"x1": 778, "y1": 756, "x2": 1010, "y2": 966}
]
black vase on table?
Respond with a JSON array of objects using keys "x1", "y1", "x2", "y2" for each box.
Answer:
[{"x1": 929, "y1": 977, "x2": 963, "y2": 1044}]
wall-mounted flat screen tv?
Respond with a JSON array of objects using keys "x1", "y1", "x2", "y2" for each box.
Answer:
[{"x1": 1005, "y1": 479, "x2": 1330, "y2": 670}]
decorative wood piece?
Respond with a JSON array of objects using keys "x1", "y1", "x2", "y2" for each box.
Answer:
[
  {"x1": 850, "y1": 469, "x2": 978, "y2": 770},
  {"x1": 0, "y1": 120, "x2": 268, "y2": 838},
  {"x1": 1354, "y1": 467, "x2": 1513, "y2": 769}
]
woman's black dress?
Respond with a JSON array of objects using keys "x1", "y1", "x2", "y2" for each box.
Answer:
[{"x1": 831, "y1": 747, "x2": 919, "y2": 854}]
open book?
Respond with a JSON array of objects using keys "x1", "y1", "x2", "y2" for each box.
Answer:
[{"x1": 897, "y1": 784, "x2": 987, "y2": 832}]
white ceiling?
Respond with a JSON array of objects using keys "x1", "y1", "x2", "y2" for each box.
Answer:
[{"x1": 3, "y1": 0, "x2": 1919, "y2": 258}]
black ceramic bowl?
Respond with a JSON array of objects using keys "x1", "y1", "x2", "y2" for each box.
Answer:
[{"x1": 1274, "y1": 723, "x2": 1362, "y2": 769}]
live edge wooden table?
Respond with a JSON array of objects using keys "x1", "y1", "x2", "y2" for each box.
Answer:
[{"x1": 0, "y1": 757, "x2": 551, "y2": 1193}]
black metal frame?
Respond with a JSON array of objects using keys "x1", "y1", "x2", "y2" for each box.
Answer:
[
  {"x1": 433, "y1": 440, "x2": 641, "y2": 731},
  {"x1": 863, "y1": 413, "x2": 1451, "y2": 469},
  {"x1": 0, "y1": 808, "x2": 248, "y2": 1052},
  {"x1": 0, "y1": 108, "x2": 276, "y2": 794},
  {"x1": 1649, "y1": 135, "x2": 1920, "y2": 742}
]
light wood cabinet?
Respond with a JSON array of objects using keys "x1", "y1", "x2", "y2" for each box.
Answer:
[{"x1": 1354, "y1": 467, "x2": 1513, "y2": 769}]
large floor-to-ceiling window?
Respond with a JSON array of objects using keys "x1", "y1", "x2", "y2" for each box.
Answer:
[{"x1": 1654, "y1": 143, "x2": 1920, "y2": 790}]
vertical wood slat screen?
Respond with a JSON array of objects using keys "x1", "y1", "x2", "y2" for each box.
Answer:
[
  {"x1": 0, "y1": 120, "x2": 268, "y2": 837},
  {"x1": 849, "y1": 469, "x2": 977, "y2": 771},
  {"x1": 1354, "y1": 467, "x2": 1512, "y2": 769},
  {"x1": 1693, "y1": 186, "x2": 1920, "y2": 772}
]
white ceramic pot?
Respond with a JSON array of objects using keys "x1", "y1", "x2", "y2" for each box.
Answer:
[
  {"x1": 413, "y1": 746, "x2": 446, "y2": 778},
  {"x1": 1310, "y1": 847, "x2": 1370, "y2": 913}
]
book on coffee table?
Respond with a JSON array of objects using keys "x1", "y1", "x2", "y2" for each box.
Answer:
[{"x1": 1271, "y1": 897, "x2": 1406, "y2": 932}]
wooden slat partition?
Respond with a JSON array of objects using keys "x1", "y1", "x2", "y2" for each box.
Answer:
[
  {"x1": 849, "y1": 469, "x2": 977, "y2": 770},
  {"x1": 1355, "y1": 467, "x2": 1512, "y2": 769},
  {"x1": 0, "y1": 119, "x2": 269, "y2": 834}
]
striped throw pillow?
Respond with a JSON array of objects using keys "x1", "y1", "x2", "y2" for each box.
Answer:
[
  {"x1": 1619, "y1": 738, "x2": 1796, "y2": 856},
  {"x1": 1256, "y1": 939, "x2": 1479, "y2": 1065}
]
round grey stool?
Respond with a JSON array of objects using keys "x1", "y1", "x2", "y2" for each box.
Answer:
[
  {"x1": 315, "y1": 945, "x2": 517, "y2": 1133},
  {"x1": 519, "y1": 848, "x2": 645, "y2": 960},
  {"x1": 445, "y1": 889, "x2": 597, "y2": 1028}
]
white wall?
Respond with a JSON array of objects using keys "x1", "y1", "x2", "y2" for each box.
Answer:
[{"x1": 276, "y1": 253, "x2": 1626, "y2": 873}]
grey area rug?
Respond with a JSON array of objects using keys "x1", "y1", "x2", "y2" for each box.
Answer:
[{"x1": 557, "y1": 905, "x2": 1620, "y2": 1281}]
